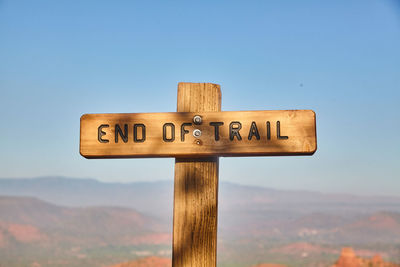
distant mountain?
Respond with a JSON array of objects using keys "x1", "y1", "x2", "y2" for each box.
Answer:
[
  {"x1": 0, "y1": 196, "x2": 168, "y2": 248},
  {"x1": 2, "y1": 176, "x2": 400, "y2": 243},
  {"x1": 0, "y1": 177, "x2": 174, "y2": 221},
  {"x1": 1, "y1": 176, "x2": 400, "y2": 220},
  {"x1": 0, "y1": 195, "x2": 172, "y2": 266},
  {"x1": 1, "y1": 177, "x2": 400, "y2": 266}
]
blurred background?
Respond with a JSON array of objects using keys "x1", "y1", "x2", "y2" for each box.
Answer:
[{"x1": 0, "y1": 0, "x2": 399, "y2": 266}]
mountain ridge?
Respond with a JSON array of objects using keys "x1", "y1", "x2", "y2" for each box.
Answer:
[
  {"x1": 3, "y1": 176, "x2": 400, "y2": 198},
  {"x1": 1, "y1": 177, "x2": 400, "y2": 266}
]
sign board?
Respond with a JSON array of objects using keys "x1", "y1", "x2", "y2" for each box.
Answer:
[{"x1": 80, "y1": 109, "x2": 316, "y2": 158}]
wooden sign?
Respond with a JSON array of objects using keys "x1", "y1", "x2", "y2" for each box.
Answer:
[
  {"x1": 80, "y1": 110, "x2": 316, "y2": 158},
  {"x1": 80, "y1": 82, "x2": 318, "y2": 267}
]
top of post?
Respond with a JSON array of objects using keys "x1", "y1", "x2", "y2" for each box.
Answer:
[{"x1": 177, "y1": 83, "x2": 221, "y2": 112}]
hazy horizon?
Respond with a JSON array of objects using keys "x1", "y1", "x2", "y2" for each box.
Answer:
[{"x1": 1, "y1": 175, "x2": 400, "y2": 198}]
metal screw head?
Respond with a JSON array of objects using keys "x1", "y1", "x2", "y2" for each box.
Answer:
[
  {"x1": 193, "y1": 129, "x2": 202, "y2": 138},
  {"x1": 193, "y1": 115, "x2": 202, "y2": 125}
]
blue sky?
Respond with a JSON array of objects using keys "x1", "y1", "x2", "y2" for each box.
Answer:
[{"x1": 1, "y1": 0, "x2": 399, "y2": 195}]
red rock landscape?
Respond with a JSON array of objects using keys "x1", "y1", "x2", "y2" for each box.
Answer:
[
  {"x1": 7, "y1": 223, "x2": 48, "y2": 243},
  {"x1": 110, "y1": 258, "x2": 289, "y2": 267},
  {"x1": 331, "y1": 247, "x2": 400, "y2": 267},
  {"x1": 109, "y1": 256, "x2": 171, "y2": 267},
  {"x1": 2, "y1": 178, "x2": 400, "y2": 267},
  {"x1": 251, "y1": 264, "x2": 288, "y2": 267},
  {"x1": 269, "y1": 242, "x2": 336, "y2": 255}
]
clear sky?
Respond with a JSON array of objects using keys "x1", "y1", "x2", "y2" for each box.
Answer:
[{"x1": 1, "y1": 0, "x2": 399, "y2": 195}]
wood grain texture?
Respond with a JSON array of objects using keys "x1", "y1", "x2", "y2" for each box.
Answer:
[
  {"x1": 172, "y1": 83, "x2": 220, "y2": 267},
  {"x1": 80, "y1": 110, "x2": 317, "y2": 158}
]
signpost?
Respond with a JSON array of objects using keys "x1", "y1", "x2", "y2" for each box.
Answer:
[{"x1": 79, "y1": 82, "x2": 317, "y2": 267}]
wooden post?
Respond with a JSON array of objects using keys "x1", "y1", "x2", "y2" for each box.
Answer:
[{"x1": 172, "y1": 83, "x2": 221, "y2": 267}]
